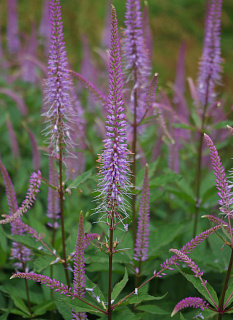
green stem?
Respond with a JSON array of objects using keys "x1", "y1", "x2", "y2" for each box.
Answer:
[
  {"x1": 193, "y1": 76, "x2": 210, "y2": 237},
  {"x1": 132, "y1": 84, "x2": 138, "y2": 246},
  {"x1": 218, "y1": 249, "x2": 233, "y2": 319},
  {"x1": 22, "y1": 262, "x2": 33, "y2": 319},
  {"x1": 59, "y1": 147, "x2": 70, "y2": 287},
  {"x1": 108, "y1": 219, "x2": 114, "y2": 320}
]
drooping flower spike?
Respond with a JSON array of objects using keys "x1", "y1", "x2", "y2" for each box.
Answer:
[
  {"x1": 171, "y1": 297, "x2": 209, "y2": 317},
  {"x1": 0, "y1": 161, "x2": 32, "y2": 269},
  {"x1": 197, "y1": 0, "x2": 223, "y2": 106},
  {"x1": 95, "y1": 5, "x2": 131, "y2": 229},
  {"x1": 0, "y1": 170, "x2": 41, "y2": 224},
  {"x1": 42, "y1": 0, "x2": 75, "y2": 159},
  {"x1": 204, "y1": 133, "x2": 233, "y2": 217}
]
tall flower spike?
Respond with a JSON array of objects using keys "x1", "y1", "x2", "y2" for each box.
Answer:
[
  {"x1": 123, "y1": 0, "x2": 150, "y2": 84},
  {"x1": 72, "y1": 212, "x2": 87, "y2": 320},
  {"x1": 134, "y1": 164, "x2": 150, "y2": 261},
  {"x1": 197, "y1": 0, "x2": 222, "y2": 106},
  {"x1": 7, "y1": 0, "x2": 20, "y2": 54},
  {"x1": 95, "y1": 5, "x2": 131, "y2": 228},
  {"x1": 42, "y1": 0, "x2": 75, "y2": 159},
  {"x1": 171, "y1": 297, "x2": 209, "y2": 317},
  {"x1": 204, "y1": 133, "x2": 233, "y2": 217}
]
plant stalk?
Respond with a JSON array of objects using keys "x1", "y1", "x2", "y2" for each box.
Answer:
[
  {"x1": 218, "y1": 249, "x2": 233, "y2": 319},
  {"x1": 108, "y1": 217, "x2": 114, "y2": 320},
  {"x1": 59, "y1": 146, "x2": 70, "y2": 287}
]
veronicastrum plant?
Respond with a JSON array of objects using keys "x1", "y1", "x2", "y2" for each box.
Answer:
[{"x1": 0, "y1": 0, "x2": 233, "y2": 320}]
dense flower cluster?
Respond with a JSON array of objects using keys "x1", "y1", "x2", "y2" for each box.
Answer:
[
  {"x1": 204, "y1": 133, "x2": 233, "y2": 217},
  {"x1": 0, "y1": 171, "x2": 41, "y2": 224},
  {"x1": 170, "y1": 249, "x2": 203, "y2": 277},
  {"x1": 197, "y1": 0, "x2": 222, "y2": 106},
  {"x1": 96, "y1": 6, "x2": 131, "y2": 228},
  {"x1": 42, "y1": 0, "x2": 75, "y2": 159},
  {"x1": 171, "y1": 297, "x2": 209, "y2": 316}
]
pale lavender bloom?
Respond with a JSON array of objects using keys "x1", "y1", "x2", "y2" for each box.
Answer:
[
  {"x1": 21, "y1": 23, "x2": 37, "y2": 83},
  {"x1": 197, "y1": 0, "x2": 222, "y2": 106},
  {"x1": 0, "y1": 161, "x2": 32, "y2": 269},
  {"x1": 142, "y1": 1, "x2": 153, "y2": 61},
  {"x1": 47, "y1": 155, "x2": 60, "y2": 229},
  {"x1": 134, "y1": 164, "x2": 150, "y2": 261},
  {"x1": 66, "y1": 90, "x2": 86, "y2": 179},
  {"x1": 123, "y1": 0, "x2": 151, "y2": 126},
  {"x1": 96, "y1": 6, "x2": 131, "y2": 227},
  {"x1": 72, "y1": 212, "x2": 87, "y2": 320},
  {"x1": 0, "y1": 170, "x2": 41, "y2": 224},
  {"x1": 39, "y1": 0, "x2": 50, "y2": 55},
  {"x1": 42, "y1": 0, "x2": 75, "y2": 159},
  {"x1": 6, "y1": 116, "x2": 19, "y2": 159},
  {"x1": 204, "y1": 134, "x2": 233, "y2": 217},
  {"x1": 7, "y1": 0, "x2": 20, "y2": 54},
  {"x1": 123, "y1": 0, "x2": 150, "y2": 84},
  {"x1": 171, "y1": 297, "x2": 208, "y2": 317}
]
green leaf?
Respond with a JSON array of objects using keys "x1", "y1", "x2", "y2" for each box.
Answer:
[
  {"x1": 34, "y1": 255, "x2": 58, "y2": 273},
  {"x1": 150, "y1": 170, "x2": 181, "y2": 188},
  {"x1": 85, "y1": 276, "x2": 106, "y2": 303},
  {"x1": 125, "y1": 292, "x2": 167, "y2": 305},
  {"x1": 136, "y1": 304, "x2": 169, "y2": 315},
  {"x1": 177, "y1": 267, "x2": 218, "y2": 307},
  {"x1": 112, "y1": 268, "x2": 128, "y2": 301},
  {"x1": 179, "y1": 313, "x2": 187, "y2": 320},
  {"x1": 66, "y1": 168, "x2": 95, "y2": 189},
  {"x1": 6, "y1": 309, "x2": 29, "y2": 318},
  {"x1": 149, "y1": 222, "x2": 185, "y2": 257},
  {"x1": 55, "y1": 298, "x2": 72, "y2": 320},
  {"x1": 0, "y1": 300, "x2": 13, "y2": 320},
  {"x1": 63, "y1": 296, "x2": 104, "y2": 315},
  {"x1": 211, "y1": 120, "x2": 233, "y2": 130},
  {"x1": 223, "y1": 278, "x2": 233, "y2": 308},
  {"x1": 172, "y1": 123, "x2": 196, "y2": 131},
  {"x1": 11, "y1": 295, "x2": 30, "y2": 315},
  {"x1": 4, "y1": 232, "x2": 52, "y2": 254},
  {"x1": 32, "y1": 300, "x2": 54, "y2": 316}
]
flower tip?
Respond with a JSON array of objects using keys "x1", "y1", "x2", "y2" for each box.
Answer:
[
  {"x1": 171, "y1": 310, "x2": 176, "y2": 317},
  {"x1": 10, "y1": 275, "x2": 16, "y2": 279},
  {"x1": 154, "y1": 72, "x2": 158, "y2": 77},
  {"x1": 111, "y1": 4, "x2": 115, "y2": 10}
]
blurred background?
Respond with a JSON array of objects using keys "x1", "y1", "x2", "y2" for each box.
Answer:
[{"x1": 0, "y1": 0, "x2": 232, "y2": 99}]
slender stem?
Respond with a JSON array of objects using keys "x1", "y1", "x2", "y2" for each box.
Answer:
[
  {"x1": 132, "y1": 80, "x2": 138, "y2": 246},
  {"x1": 22, "y1": 263, "x2": 33, "y2": 319},
  {"x1": 108, "y1": 218, "x2": 114, "y2": 320},
  {"x1": 59, "y1": 147, "x2": 70, "y2": 287},
  {"x1": 193, "y1": 75, "x2": 211, "y2": 237},
  {"x1": 218, "y1": 249, "x2": 233, "y2": 319}
]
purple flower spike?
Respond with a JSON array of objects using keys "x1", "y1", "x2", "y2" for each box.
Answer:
[
  {"x1": 171, "y1": 297, "x2": 209, "y2": 317},
  {"x1": 7, "y1": 0, "x2": 20, "y2": 54},
  {"x1": 123, "y1": 0, "x2": 150, "y2": 84},
  {"x1": 96, "y1": 6, "x2": 131, "y2": 228},
  {"x1": 42, "y1": 0, "x2": 75, "y2": 159},
  {"x1": 204, "y1": 134, "x2": 233, "y2": 217},
  {"x1": 72, "y1": 212, "x2": 87, "y2": 320},
  {"x1": 6, "y1": 115, "x2": 19, "y2": 159},
  {"x1": 0, "y1": 161, "x2": 32, "y2": 269},
  {"x1": 169, "y1": 249, "x2": 203, "y2": 277},
  {"x1": 134, "y1": 164, "x2": 150, "y2": 262},
  {"x1": 197, "y1": 0, "x2": 223, "y2": 106},
  {"x1": 0, "y1": 171, "x2": 41, "y2": 224}
]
